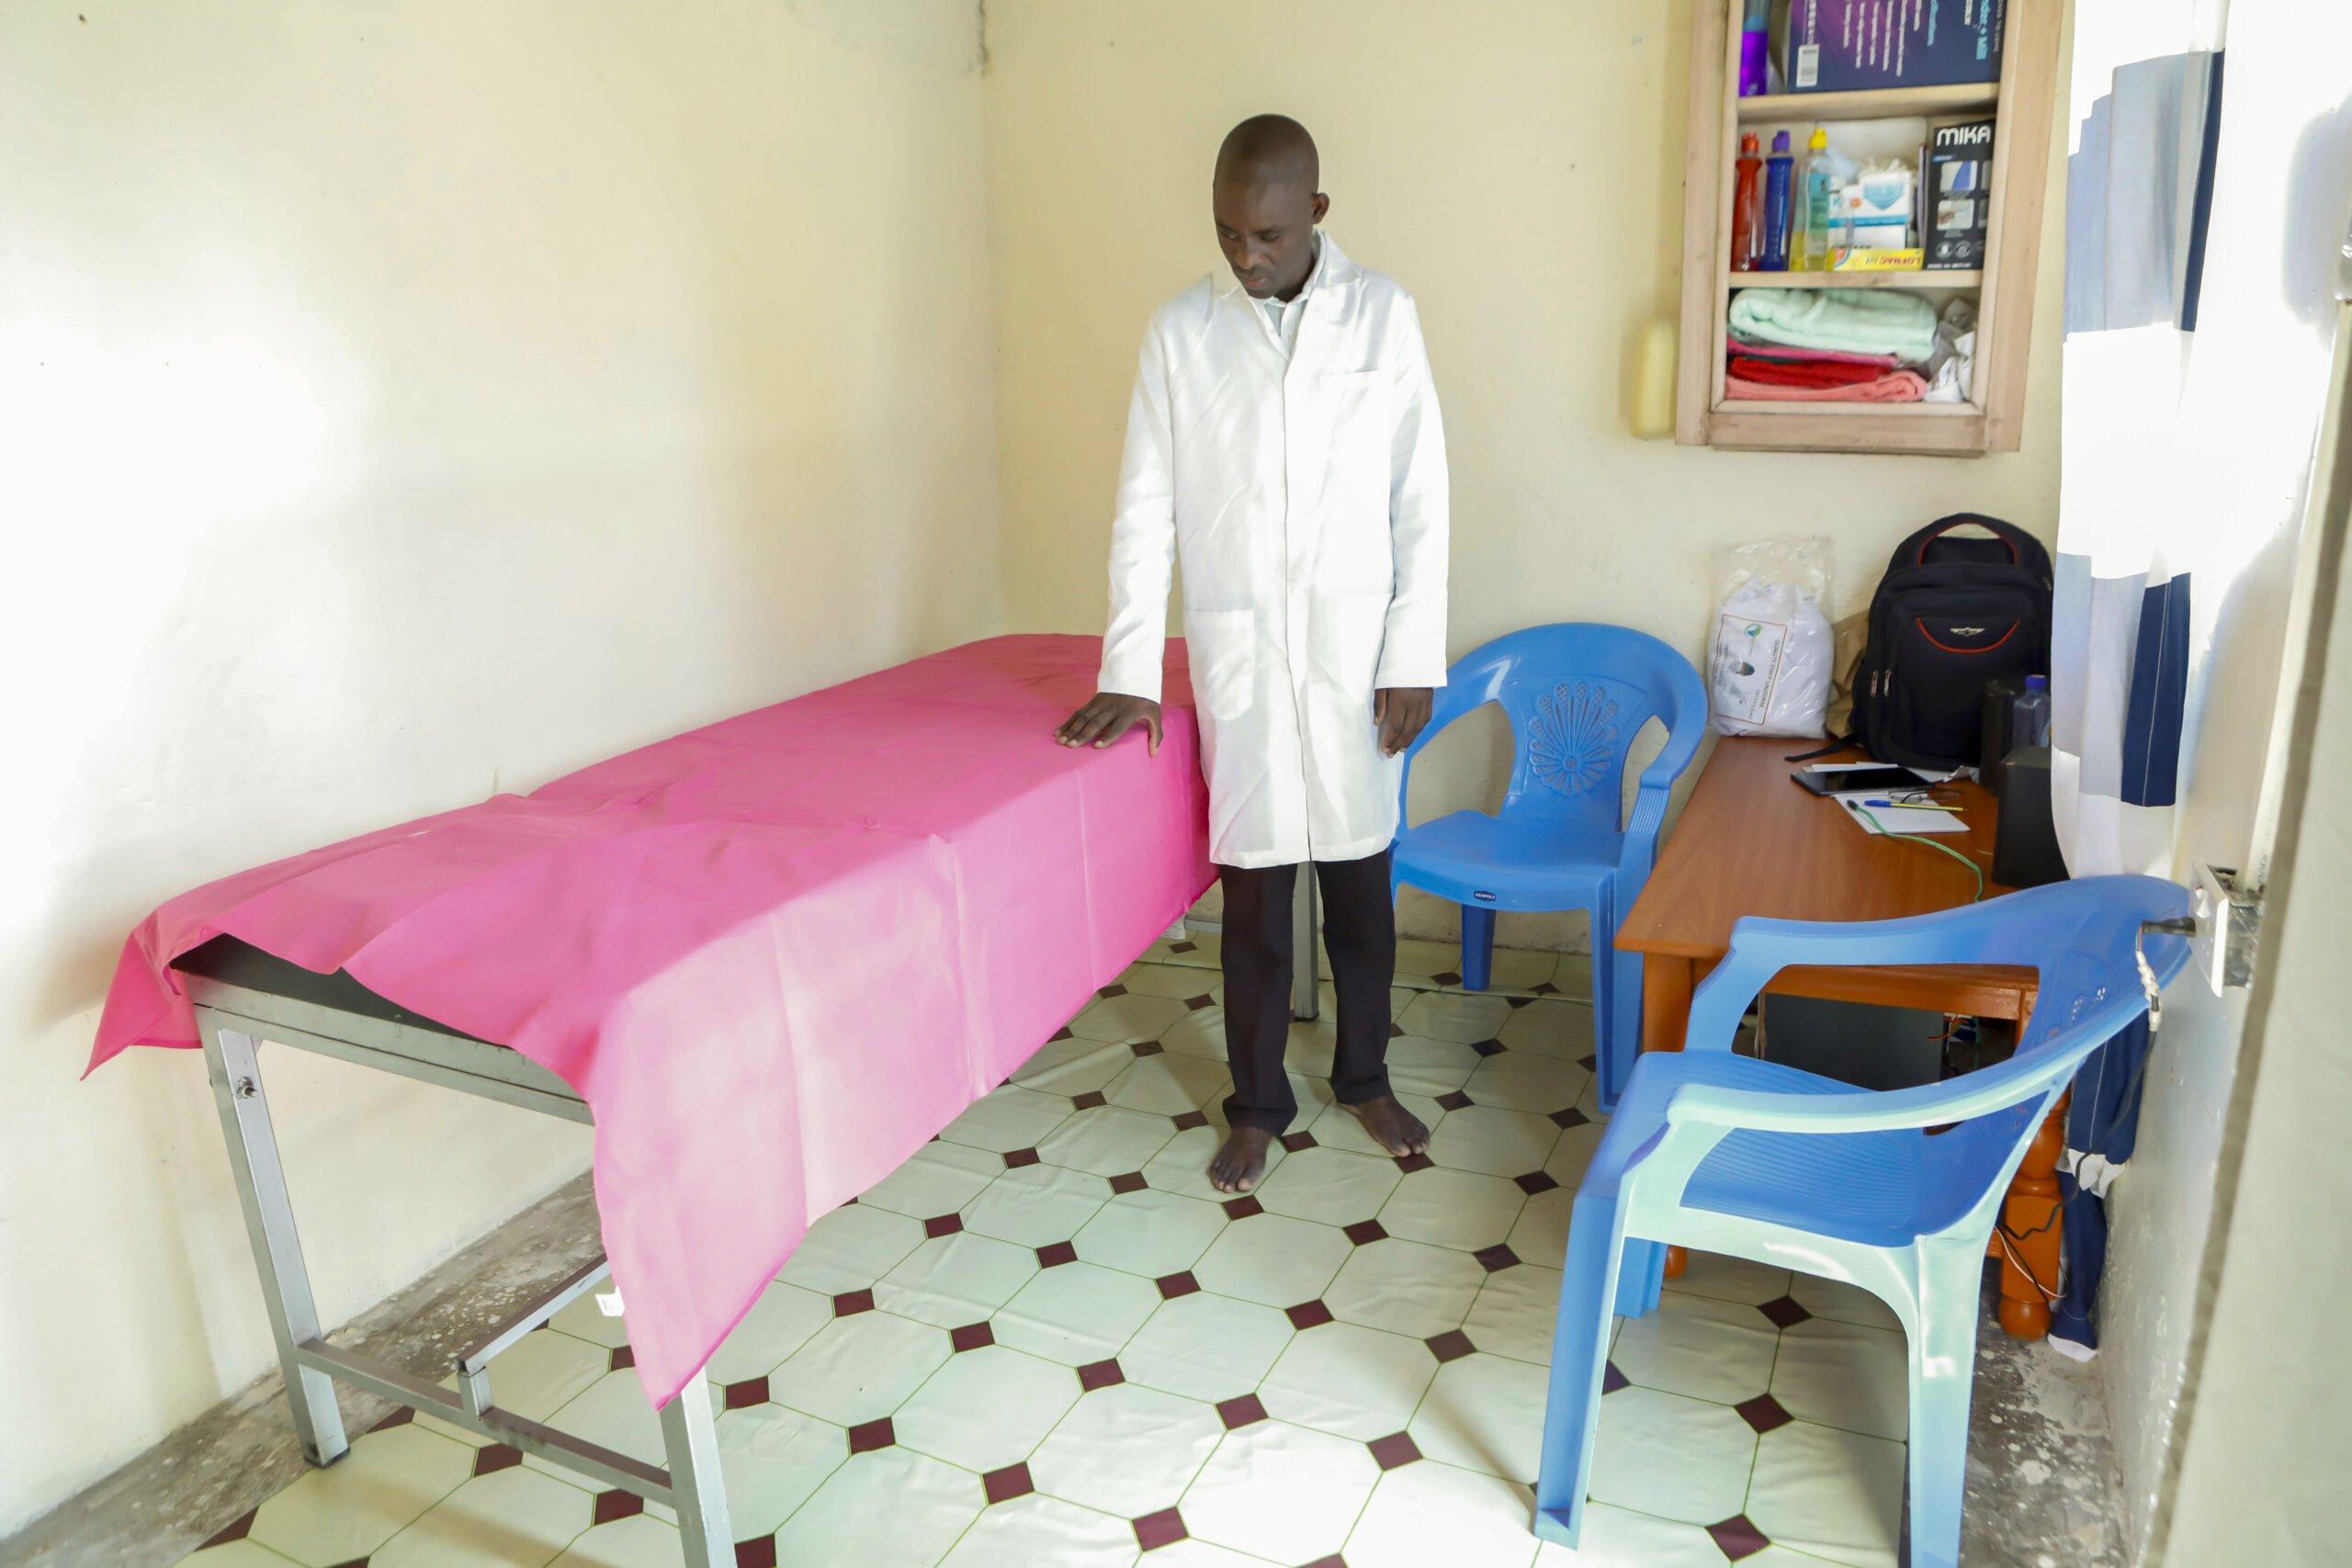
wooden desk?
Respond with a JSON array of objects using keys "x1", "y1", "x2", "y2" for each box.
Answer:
[{"x1": 1615, "y1": 736, "x2": 2062, "y2": 1337}]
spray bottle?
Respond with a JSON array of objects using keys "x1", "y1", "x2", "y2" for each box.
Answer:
[
  {"x1": 1760, "y1": 130, "x2": 1795, "y2": 271},
  {"x1": 1737, "y1": 0, "x2": 1770, "y2": 96},
  {"x1": 1730, "y1": 132, "x2": 1763, "y2": 273}
]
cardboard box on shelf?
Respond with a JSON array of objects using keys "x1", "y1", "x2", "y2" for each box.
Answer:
[
  {"x1": 1829, "y1": 247, "x2": 1926, "y2": 271},
  {"x1": 1925, "y1": 118, "x2": 1996, "y2": 269},
  {"x1": 1784, "y1": 0, "x2": 2006, "y2": 93}
]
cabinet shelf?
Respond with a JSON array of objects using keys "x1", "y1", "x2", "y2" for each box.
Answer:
[
  {"x1": 1675, "y1": 0, "x2": 2060, "y2": 456},
  {"x1": 1736, "y1": 82, "x2": 2002, "y2": 122},
  {"x1": 1728, "y1": 270, "x2": 1983, "y2": 290}
]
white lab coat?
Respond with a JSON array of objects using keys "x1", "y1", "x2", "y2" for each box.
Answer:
[{"x1": 1098, "y1": 232, "x2": 1450, "y2": 869}]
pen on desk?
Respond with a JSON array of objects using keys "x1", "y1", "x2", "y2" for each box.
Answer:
[{"x1": 1860, "y1": 798, "x2": 1961, "y2": 811}]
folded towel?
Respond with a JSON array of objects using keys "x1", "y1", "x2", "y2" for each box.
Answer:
[
  {"x1": 1729, "y1": 288, "x2": 1939, "y2": 362},
  {"x1": 1726, "y1": 333, "x2": 1902, "y2": 368},
  {"x1": 1728, "y1": 355, "x2": 1898, "y2": 389},
  {"x1": 1724, "y1": 368, "x2": 1929, "y2": 402}
]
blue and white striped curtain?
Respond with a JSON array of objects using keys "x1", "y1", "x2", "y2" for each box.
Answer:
[{"x1": 2052, "y1": 30, "x2": 2222, "y2": 879}]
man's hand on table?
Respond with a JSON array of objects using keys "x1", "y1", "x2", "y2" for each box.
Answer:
[
  {"x1": 1374, "y1": 687, "x2": 1433, "y2": 757},
  {"x1": 1057, "y1": 693, "x2": 1164, "y2": 754}
]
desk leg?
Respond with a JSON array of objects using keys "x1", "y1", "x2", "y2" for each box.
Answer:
[
  {"x1": 201, "y1": 1021, "x2": 351, "y2": 1467},
  {"x1": 661, "y1": 1375, "x2": 734, "y2": 1567},
  {"x1": 1636, "y1": 958, "x2": 1695, "y2": 1280},
  {"x1": 1995, "y1": 1095, "x2": 2068, "y2": 1338}
]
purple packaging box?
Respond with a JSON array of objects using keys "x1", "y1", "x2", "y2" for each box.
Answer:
[{"x1": 1783, "y1": 0, "x2": 2006, "y2": 93}]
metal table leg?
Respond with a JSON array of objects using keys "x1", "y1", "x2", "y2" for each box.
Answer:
[
  {"x1": 661, "y1": 1376, "x2": 734, "y2": 1567},
  {"x1": 199, "y1": 1018, "x2": 350, "y2": 1467}
]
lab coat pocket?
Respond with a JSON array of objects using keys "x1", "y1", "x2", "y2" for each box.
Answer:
[{"x1": 1185, "y1": 607, "x2": 1258, "y2": 721}]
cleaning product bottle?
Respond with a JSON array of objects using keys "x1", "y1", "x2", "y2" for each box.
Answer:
[
  {"x1": 1760, "y1": 130, "x2": 1794, "y2": 271},
  {"x1": 1737, "y1": 0, "x2": 1770, "y2": 96},
  {"x1": 1797, "y1": 126, "x2": 1838, "y2": 269},
  {"x1": 1730, "y1": 132, "x2": 1762, "y2": 272}
]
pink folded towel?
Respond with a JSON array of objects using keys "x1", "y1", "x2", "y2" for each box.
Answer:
[
  {"x1": 1726, "y1": 333, "x2": 1903, "y2": 368},
  {"x1": 1724, "y1": 368, "x2": 1929, "y2": 402}
]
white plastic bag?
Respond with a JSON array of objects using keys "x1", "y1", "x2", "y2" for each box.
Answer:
[{"x1": 1708, "y1": 536, "x2": 1835, "y2": 738}]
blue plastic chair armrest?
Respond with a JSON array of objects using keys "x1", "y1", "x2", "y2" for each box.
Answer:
[{"x1": 1395, "y1": 679, "x2": 1482, "y2": 827}]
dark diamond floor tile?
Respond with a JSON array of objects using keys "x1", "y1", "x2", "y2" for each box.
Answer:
[
  {"x1": 1506, "y1": 996, "x2": 1533, "y2": 1010},
  {"x1": 1757, "y1": 1294, "x2": 1813, "y2": 1329},
  {"x1": 1432, "y1": 971, "x2": 1463, "y2": 987},
  {"x1": 371, "y1": 1405, "x2": 416, "y2": 1432},
  {"x1": 983, "y1": 1461, "x2": 1035, "y2": 1504},
  {"x1": 1131, "y1": 1040, "x2": 1165, "y2": 1057},
  {"x1": 1171, "y1": 1110, "x2": 1209, "y2": 1131},
  {"x1": 1037, "y1": 1240, "x2": 1079, "y2": 1268},
  {"x1": 1735, "y1": 1393, "x2": 1794, "y2": 1434},
  {"x1": 1109, "y1": 1170, "x2": 1149, "y2": 1194},
  {"x1": 326, "y1": 1558, "x2": 368, "y2": 1568},
  {"x1": 1514, "y1": 1170, "x2": 1559, "y2": 1195},
  {"x1": 951, "y1": 1321, "x2": 996, "y2": 1353},
  {"x1": 198, "y1": 1510, "x2": 256, "y2": 1549},
  {"x1": 1706, "y1": 1514, "x2": 1773, "y2": 1561},
  {"x1": 594, "y1": 1490, "x2": 645, "y2": 1526},
  {"x1": 846, "y1": 1416, "x2": 895, "y2": 1454},
  {"x1": 1287, "y1": 1299, "x2": 1336, "y2": 1330},
  {"x1": 1184, "y1": 994, "x2": 1215, "y2": 1010},
  {"x1": 1169, "y1": 941, "x2": 1198, "y2": 953},
  {"x1": 1050, "y1": 1026, "x2": 1075, "y2": 1043},
  {"x1": 1388, "y1": 1021, "x2": 1406, "y2": 1038},
  {"x1": 1425, "y1": 1330, "x2": 1476, "y2": 1363},
  {"x1": 1099, "y1": 984, "x2": 1129, "y2": 999},
  {"x1": 1300, "y1": 1558, "x2": 1349, "y2": 1568},
  {"x1": 833, "y1": 1289, "x2": 876, "y2": 1316},
  {"x1": 1078, "y1": 1358, "x2": 1126, "y2": 1392},
  {"x1": 1532, "y1": 981, "x2": 1560, "y2": 996},
  {"x1": 724, "y1": 1377, "x2": 769, "y2": 1411},
  {"x1": 1602, "y1": 1359, "x2": 1630, "y2": 1394},
  {"x1": 1132, "y1": 1507, "x2": 1189, "y2": 1551},
  {"x1": 923, "y1": 1213, "x2": 964, "y2": 1238},
  {"x1": 474, "y1": 1444, "x2": 524, "y2": 1476},
  {"x1": 735, "y1": 1536, "x2": 778, "y2": 1568},
  {"x1": 1367, "y1": 1431, "x2": 1422, "y2": 1470},
  {"x1": 1394, "y1": 1151, "x2": 1434, "y2": 1173},
  {"x1": 1578, "y1": 1054, "x2": 1599, "y2": 1072},
  {"x1": 1157, "y1": 1271, "x2": 1202, "y2": 1300},
  {"x1": 1471, "y1": 1037, "x2": 1508, "y2": 1055},
  {"x1": 1434, "y1": 1090, "x2": 1475, "y2": 1111},
  {"x1": 1222, "y1": 1195, "x2": 1264, "y2": 1220},
  {"x1": 1072, "y1": 1090, "x2": 1108, "y2": 1110},
  {"x1": 1280, "y1": 1131, "x2": 1318, "y2": 1153},
  {"x1": 609, "y1": 1345, "x2": 636, "y2": 1372},
  {"x1": 1215, "y1": 1393, "x2": 1269, "y2": 1428},
  {"x1": 1004, "y1": 1147, "x2": 1042, "y2": 1168},
  {"x1": 1343, "y1": 1219, "x2": 1387, "y2": 1246},
  {"x1": 1550, "y1": 1106, "x2": 1591, "y2": 1129},
  {"x1": 1474, "y1": 1244, "x2": 1521, "y2": 1272}
]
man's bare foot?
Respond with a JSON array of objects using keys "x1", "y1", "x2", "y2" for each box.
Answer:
[
  {"x1": 1341, "y1": 1094, "x2": 1430, "y2": 1157},
  {"x1": 1209, "y1": 1126, "x2": 1274, "y2": 1193}
]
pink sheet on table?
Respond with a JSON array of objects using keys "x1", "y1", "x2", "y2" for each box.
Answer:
[
  {"x1": 88, "y1": 635, "x2": 1214, "y2": 1406},
  {"x1": 1723, "y1": 368, "x2": 1929, "y2": 402},
  {"x1": 1725, "y1": 333, "x2": 1905, "y2": 367}
]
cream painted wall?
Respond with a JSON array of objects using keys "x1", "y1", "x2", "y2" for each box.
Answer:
[
  {"x1": 0, "y1": 0, "x2": 997, "y2": 1534},
  {"x1": 981, "y1": 0, "x2": 2072, "y2": 947}
]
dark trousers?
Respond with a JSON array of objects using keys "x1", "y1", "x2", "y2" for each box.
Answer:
[{"x1": 1218, "y1": 848, "x2": 1396, "y2": 1134}]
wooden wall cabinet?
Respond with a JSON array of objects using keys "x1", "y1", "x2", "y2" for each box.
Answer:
[{"x1": 1675, "y1": 0, "x2": 2063, "y2": 456}]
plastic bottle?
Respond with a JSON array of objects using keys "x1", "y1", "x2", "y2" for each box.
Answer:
[
  {"x1": 1737, "y1": 0, "x2": 1770, "y2": 96},
  {"x1": 1730, "y1": 132, "x2": 1763, "y2": 272},
  {"x1": 1796, "y1": 127, "x2": 1838, "y2": 269},
  {"x1": 2014, "y1": 675, "x2": 2052, "y2": 749},
  {"x1": 1760, "y1": 130, "x2": 1794, "y2": 271}
]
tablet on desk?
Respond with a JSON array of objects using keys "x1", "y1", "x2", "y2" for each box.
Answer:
[{"x1": 1790, "y1": 765, "x2": 1926, "y2": 798}]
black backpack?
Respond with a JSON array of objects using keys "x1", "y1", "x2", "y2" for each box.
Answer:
[{"x1": 1852, "y1": 514, "x2": 2053, "y2": 772}]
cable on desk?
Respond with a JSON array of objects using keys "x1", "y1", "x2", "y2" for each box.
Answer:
[{"x1": 1850, "y1": 805, "x2": 1987, "y2": 902}]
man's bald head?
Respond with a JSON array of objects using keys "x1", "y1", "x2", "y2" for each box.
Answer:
[
  {"x1": 1215, "y1": 114, "x2": 1319, "y2": 193},
  {"x1": 1213, "y1": 114, "x2": 1329, "y2": 302}
]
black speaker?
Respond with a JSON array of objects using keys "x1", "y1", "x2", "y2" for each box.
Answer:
[{"x1": 1992, "y1": 745, "x2": 2068, "y2": 887}]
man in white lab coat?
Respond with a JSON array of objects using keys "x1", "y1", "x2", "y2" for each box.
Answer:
[{"x1": 1057, "y1": 115, "x2": 1449, "y2": 1194}]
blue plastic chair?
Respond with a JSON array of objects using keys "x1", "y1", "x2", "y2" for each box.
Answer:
[
  {"x1": 1392, "y1": 625, "x2": 1707, "y2": 1110},
  {"x1": 1532, "y1": 875, "x2": 2190, "y2": 1568}
]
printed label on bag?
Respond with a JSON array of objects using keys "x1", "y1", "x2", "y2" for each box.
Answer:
[{"x1": 1711, "y1": 613, "x2": 1791, "y2": 725}]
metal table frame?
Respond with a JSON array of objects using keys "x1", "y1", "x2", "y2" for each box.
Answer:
[{"x1": 187, "y1": 967, "x2": 735, "y2": 1568}]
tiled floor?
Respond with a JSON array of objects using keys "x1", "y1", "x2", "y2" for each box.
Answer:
[{"x1": 177, "y1": 938, "x2": 1910, "y2": 1568}]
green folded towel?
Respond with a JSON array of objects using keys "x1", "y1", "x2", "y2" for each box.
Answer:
[{"x1": 1729, "y1": 288, "x2": 1939, "y2": 363}]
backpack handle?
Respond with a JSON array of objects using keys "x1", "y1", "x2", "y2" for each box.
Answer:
[{"x1": 1912, "y1": 512, "x2": 2036, "y2": 566}]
